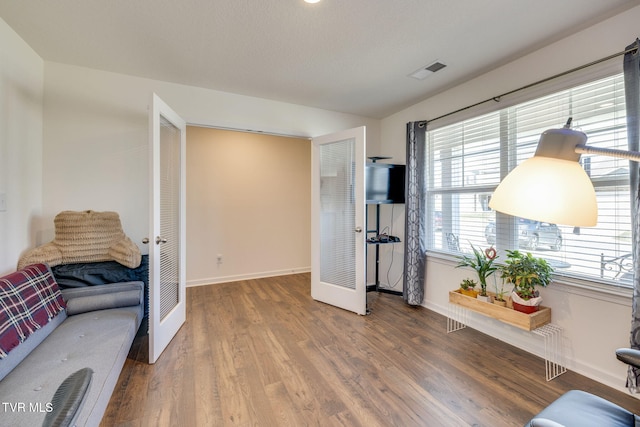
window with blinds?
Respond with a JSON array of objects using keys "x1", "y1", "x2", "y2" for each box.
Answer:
[{"x1": 426, "y1": 73, "x2": 632, "y2": 287}]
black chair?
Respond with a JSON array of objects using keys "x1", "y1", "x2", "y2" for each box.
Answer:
[{"x1": 525, "y1": 348, "x2": 640, "y2": 427}]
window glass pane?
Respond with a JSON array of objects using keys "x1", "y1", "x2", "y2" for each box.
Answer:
[
  {"x1": 428, "y1": 112, "x2": 501, "y2": 190},
  {"x1": 428, "y1": 192, "x2": 496, "y2": 253},
  {"x1": 426, "y1": 73, "x2": 631, "y2": 287}
]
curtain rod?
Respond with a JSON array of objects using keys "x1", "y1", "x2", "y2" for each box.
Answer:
[{"x1": 429, "y1": 46, "x2": 638, "y2": 124}]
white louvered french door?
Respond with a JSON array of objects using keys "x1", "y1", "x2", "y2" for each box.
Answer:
[
  {"x1": 148, "y1": 93, "x2": 186, "y2": 364},
  {"x1": 311, "y1": 126, "x2": 366, "y2": 315}
]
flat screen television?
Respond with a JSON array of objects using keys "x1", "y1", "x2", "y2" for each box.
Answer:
[{"x1": 366, "y1": 163, "x2": 405, "y2": 204}]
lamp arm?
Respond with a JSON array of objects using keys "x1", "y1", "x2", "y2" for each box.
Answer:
[{"x1": 575, "y1": 144, "x2": 640, "y2": 163}]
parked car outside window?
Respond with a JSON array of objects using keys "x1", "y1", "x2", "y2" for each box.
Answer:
[{"x1": 485, "y1": 218, "x2": 562, "y2": 251}]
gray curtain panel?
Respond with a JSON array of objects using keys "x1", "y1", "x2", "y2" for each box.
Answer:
[
  {"x1": 623, "y1": 38, "x2": 640, "y2": 392},
  {"x1": 403, "y1": 121, "x2": 428, "y2": 305}
]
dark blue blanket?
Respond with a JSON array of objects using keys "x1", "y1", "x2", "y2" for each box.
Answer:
[{"x1": 51, "y1": 255, "x2": 148, "y2": 316}]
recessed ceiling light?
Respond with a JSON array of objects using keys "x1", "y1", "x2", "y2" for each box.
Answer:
[
  {"x1": 409, "y1": 60, "x2": 447, "y2": 80},
  {"x1": 305, "y1": 0, "x2": 321, "y2": 3}
]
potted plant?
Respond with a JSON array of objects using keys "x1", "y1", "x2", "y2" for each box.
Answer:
[
  {"x1": 459, "y1": 278, "x2": 479, "y2": 297},
  {"x1": 499, "y1": 250, "x2": 554, "y2": 313},
  {"x1": 456, "y1": 245, "x2": 498, "y2": 302},
  {"x1": 493, "y1": 278, "x2": 508, "y2": 307}
]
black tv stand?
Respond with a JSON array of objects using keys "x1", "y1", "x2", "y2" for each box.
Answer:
[
  {"x1": 365, "y1": 156, "x2": 403, "y2": 298},
  {"x1": 366, "y1": 202, "x2": 403, "y2": 297}
]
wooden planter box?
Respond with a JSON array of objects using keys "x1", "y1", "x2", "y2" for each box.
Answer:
[{"x1": 449, "y1": 289, "x2": 551, "y2": 331}]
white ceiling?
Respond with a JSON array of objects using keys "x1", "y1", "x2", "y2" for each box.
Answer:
[{"x1": 1, "y1": 0, "x2": 638, "y2": 118}]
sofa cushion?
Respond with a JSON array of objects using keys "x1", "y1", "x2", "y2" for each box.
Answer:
[
  {"x1": 0, "y1": 304, "x2": 143, "y2": 426},
  {"x1": 0, "y1": 311, "x2": 67, "y2": 381},
  {"x1": 61, "y1": 281, "x2": 144, "y2": 315},
  {"x1": 0, "y1": 264, "x2": 66, "y2": 358},
  {"x1": 65, "y1": 290, "x2": 141, "y2": 316}
]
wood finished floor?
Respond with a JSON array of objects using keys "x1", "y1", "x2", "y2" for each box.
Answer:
[{"x1": 102, "y1": 273, "x2": 640, "y2": 426}]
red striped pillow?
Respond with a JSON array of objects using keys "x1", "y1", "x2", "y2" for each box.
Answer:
[{"x1": 0, "y1": 264, "x2": 66, "y2": 358}]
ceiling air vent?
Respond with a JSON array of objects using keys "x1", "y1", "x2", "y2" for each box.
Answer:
[{"x1": 409, "y1": 60, "x2": 447, "y2": 80}]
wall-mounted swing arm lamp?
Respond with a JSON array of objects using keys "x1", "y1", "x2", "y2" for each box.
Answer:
[{"x1": 488, "y1": 118, "x2": 640, "y2": 227}]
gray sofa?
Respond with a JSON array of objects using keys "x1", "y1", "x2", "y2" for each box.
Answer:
[{"x1": 0, "y1": 264, "x2": 144, "y2": 427}]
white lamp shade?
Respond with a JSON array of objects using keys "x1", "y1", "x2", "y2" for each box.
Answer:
[{"x1": 489, "y1": 156, "x2": 597, "y2": 227}]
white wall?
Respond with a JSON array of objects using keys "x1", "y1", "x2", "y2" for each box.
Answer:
[
  {"x1": 379, "y1": 6, "x2": 640, "y2": 393},
  {"x1": 0, "y1": 17, "x2": 43, "y2": 275},
  {"x1": 40, "y1": 62, "x2": 380, "y2": 273}
]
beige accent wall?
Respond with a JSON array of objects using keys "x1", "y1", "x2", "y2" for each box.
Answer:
[
  {"x1": 39, "y1": 62, "x2": 378, "y2": 259},
  {"x1": 186, "y1": 127, "x2": 310, "y2": 285}
]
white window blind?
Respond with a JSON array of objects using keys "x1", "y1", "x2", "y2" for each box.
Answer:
[
  {"x1": 319, "y1": 139, "x2": 357, "y2": 289},
  {"x1": 426, "y1": 73, "x2": 632, "y2": 287}
]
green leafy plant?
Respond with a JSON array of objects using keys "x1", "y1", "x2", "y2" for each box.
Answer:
[
  {"x1": 456, "y1": 245, "x2": 498, "y2": 297},
  {"x1": 499, "y1": 250, "x2": 554, "y2": 300},
  {"x1": 460, "y1": 278, "x2": 477, "y2": 290},
  {"x1": 494, "y1": 279, "x2": 507, "y2": 302}
]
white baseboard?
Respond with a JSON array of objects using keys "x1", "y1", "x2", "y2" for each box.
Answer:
[{"x1": 187, "y1": 267, "x2": 310, "y2": 287}]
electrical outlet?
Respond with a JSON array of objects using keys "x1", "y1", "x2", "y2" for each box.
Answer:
[{"x1": 217, "y1": 254, "x2": 223, "y2": 264}]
